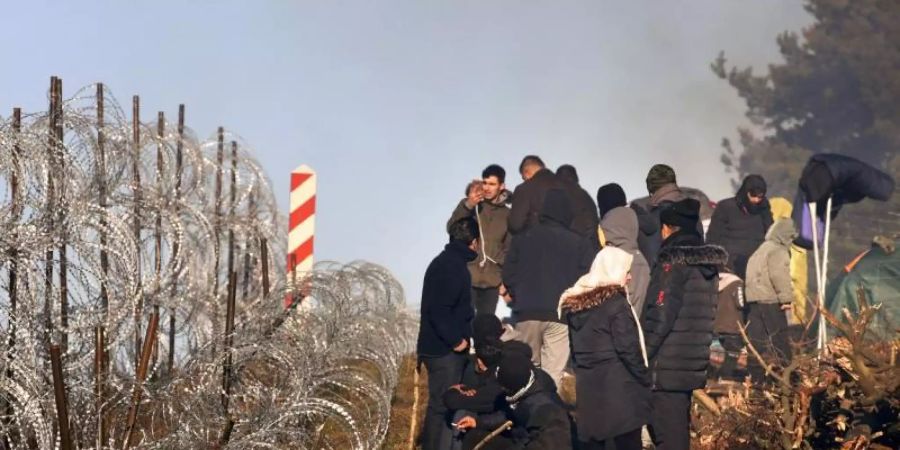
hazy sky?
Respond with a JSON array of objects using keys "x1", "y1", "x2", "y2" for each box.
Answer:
[{"x1": 0, "y1": 1, "x2": 812, "y2": 307}]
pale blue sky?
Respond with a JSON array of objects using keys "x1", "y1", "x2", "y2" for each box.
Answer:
[{"x1": 0, "y1": 1, "x2": 811, "y2": 306}]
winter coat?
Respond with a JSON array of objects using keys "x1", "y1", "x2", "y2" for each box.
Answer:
[
  {"x1": 706, "y1": 178, "x2": 774, "y2": 279},
  {"x1": 506, "y1": 379, "x2": 573, "y2": 450},
  {"x1": 746, "y1": 219, "x2": 797, "y2": 305},
  {"x1": 714, "y1": 273, "x2": 744, "y2": 335},
  {"x1": 560, "y1": 178, "x2": 601, "y2": 248},
  {"x1": 600, "y1": 206, "x2": 651, "y2": 317},
  {"x1": 447, "y1": 190, "x2": 513, "y2": 288},
  {"x1": 561, "y1": 285, "x2": 651, "y2": 441},
  {"x1": 631, "y1": 183, "x2": 686, "y2": 265},
  {"x1": 416, "y1": 240, "x2": 477, "y2": 357},
  {"x1": 503, "y1": 190, "x2": 596, "y2": 322},
  {"x1": 642, "y1": 231, "x2": 726, "y2": 392},
  {"x1": 443, "y1": 360, "x2": 505, "y2": 415},
  {"x1": 508, "y1": 168, "x2": 563, "y2": 235}
]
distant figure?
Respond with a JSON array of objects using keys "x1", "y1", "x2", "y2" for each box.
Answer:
[
  {"x1": 560, "y1": 246, "x2": 651, "y2": 450},
  {"x1": 630, "y1": 164, "x2": 687, "y2": 265},
  {"x1": 706, "y1": 174, "x2": 774, "y2": 279},
  {"x1": 495, "y1": 352, "x2": 573, "y2": 450},
  {"x1": 556, "y1": 164, "x2": 600, "y2": 248},
  {"x1": 713, "y1": 267, "x2": 745, "y2": 381},
  {"x1": 447, "y1": 164, "x2": 513, "y2": 315},
  {"x1": 642, "y1": 199, "x2": 725, "y2": 450},
  {"x1": 600, "y1": 206, "x2": 651, "y2": 317},
  {"x1": 417, "y1": 217, "x2": 479, "y2": 450},
  {"x1": 596, "y1": 182, "x2": 628, "y2": 219},
  {"x1": 503, "y1": 189, "x2": 596, "y2": 386},
  {"x1": 745, "y1": 218, "x2": 797, "y2": 384}
]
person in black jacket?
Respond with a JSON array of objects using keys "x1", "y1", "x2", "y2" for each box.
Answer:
[
  {"x1": 445, "y1": 339, "x2": 509, "y2": 450},
  {"x1": 560, "y1": 246, "x2": 651, "y2": 450},
  {"x1": 495, "y1": 353, "x2": 573, "y2": 450},
  {"x1": 706, "y1": 174, "x2": 773, "y2": 279},
  {"x1": 556, "y1": 164, "x2": 600, "y2": 248},
  {"x1": 642, "y1": 199, "x2": 727, "y2": 450},
  {"x1": 502, "y1": 189, "x2": 596, "y2": 386},
  {"x1": 417, "y1": 217, "x2": 480, "y2": 450}
]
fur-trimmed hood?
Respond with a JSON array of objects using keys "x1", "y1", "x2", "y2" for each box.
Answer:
[
  {"x1": 657, "y1": 244, "x2": 728, "y2": 268},
  {"x1": 560, "y1": 285, "x2": 626, "y2": 314}
]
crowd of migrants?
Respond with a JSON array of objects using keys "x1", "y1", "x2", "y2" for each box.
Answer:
[{"x1": 417, "y1": 156, "x2": 796, "y2": 450}]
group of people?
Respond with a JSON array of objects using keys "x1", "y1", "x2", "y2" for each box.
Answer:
[{"x1": 417, "y1": 156, "x2": 795, "y2": 450}]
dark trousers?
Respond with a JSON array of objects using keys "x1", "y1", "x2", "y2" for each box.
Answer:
[
  {"x1": 472, "y1": 286, "x2": 500, "y2": 316},
  {"x1": 649, "y1": 391, "x2": 691, "y2": 450},
  {"x1": 579, "y1": 427, "x2": 642, "y2": 450},
  {"x1": 421, "y1": 352, "x2": 468, "y2": 450},
  {"x1": 718, "y1": 334, "x2": 744, "y2": 381},
  {"x1": 746, "y1": 302, "x2": 791, "y2": 384}
]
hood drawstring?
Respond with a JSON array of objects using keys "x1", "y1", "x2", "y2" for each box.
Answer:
[
  {"x1": 625, "y1": 285, "x2": 649, "y2": 367},
  {"x1": 474, "y1": 204, "x2": 499, "y2": 268}
]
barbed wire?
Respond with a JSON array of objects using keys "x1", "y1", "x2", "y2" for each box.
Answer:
[{"x1": 0, "y1": 81, "x2": 416, "y2": 449}]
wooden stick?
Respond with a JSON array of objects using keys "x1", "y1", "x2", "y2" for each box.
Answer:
[
  {"x1": 406, "y1": 360, "x2": 421, "y2": 450},
  {"x1": 50, "y1": 344, "x2": 74, "y2": 450},
  {"x1": 122, "y1": 310, "x2": 160, "y2": 450},
  {"x1": 473, "y1": 420, "x2": 513, "y2": 450},
  {"x1": 4, "y1": 107, "x2": 22, "y2": 450}
]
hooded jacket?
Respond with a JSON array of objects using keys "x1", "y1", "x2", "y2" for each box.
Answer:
[
  {"x1": 642, "y1": 231, "x2": 726, "y2": 392},
  {"x1": 447, "y1": 190, "x2": 513, "y2": 288},
  {"x1": 745, "y1": 219, "x2": 797, "y2": 305},
  {"x1": 714, "y1": 273, "x2": 744, "y2": 335},
  {"x1": 416, "y1": 240, "x2": 477, "y2": 357},
  {"x1": 631, "y1": 183, "x2": 686, "y2": 265},
  {"x1": 600, "y1": 207, "x2": 651, "y2": 317},
  {"x1": 561, "y1": 285, "x2": 651, "y2": 442},
  {"x1": 503, "y1": 189, "x2": 596, "y2": 322},
  {"x1": 706, "y1": 175, "x2": 774, "y2": 279}
]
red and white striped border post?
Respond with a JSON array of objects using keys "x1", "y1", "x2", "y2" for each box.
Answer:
[{"x1": 286, "y1": 164, "x2": 316, "y2": 308}]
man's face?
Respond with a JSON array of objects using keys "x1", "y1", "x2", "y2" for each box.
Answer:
[
  {"x1": 482, "y1": 176, "x2": 504, "y2": 201},
  {"x1": 747, "y1": 191, "x2": 765, "y2": 205},
  {"x1": 520, "y1": 165, "x2": 538, "y2": 181}
]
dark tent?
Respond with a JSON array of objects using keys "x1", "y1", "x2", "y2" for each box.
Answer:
[{"x1": 826, "y1": 246, "x2": 900, "y2": 340}]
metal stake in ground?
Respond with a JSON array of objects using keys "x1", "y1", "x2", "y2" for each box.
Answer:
[
  {"x1": 168, "y1": 104, "x2": 185, "y2": 375},
  {"x1": 122, "y1": 310, "x2": 160, "y2": 450},
  {"x1": 96, "y1": 82, "x2": 111, "y2": 447},
  {"x1": 132, "y1": 95, "x2": 144, "y2": 367},
  {"x1": 50, "y1": 344, "x2": 74, "y2": 450}
]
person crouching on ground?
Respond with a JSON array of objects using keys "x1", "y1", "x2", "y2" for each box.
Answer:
[
  {"x1": 417, "y1": 217, "x2": 480, "y2": 450},
  {"x1": 559, "y1": 246, "x2": 651, "y2": 450},
  {"x1": 495, "y1": 352, "x2": 573, "y2": 450}
]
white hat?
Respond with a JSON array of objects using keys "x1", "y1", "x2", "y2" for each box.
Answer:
[{"x1": 558, "y1": 246, "x2": 633, "y2": 315}]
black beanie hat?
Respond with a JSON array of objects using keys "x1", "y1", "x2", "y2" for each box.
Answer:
[
  {"x1": 473, "y1": 314, "x2": 504, "y2": 346},
  {"x1": 646, "y1": 164, "x2": 677, "y2": 194},
  {"x1": 496, "y1": 352, "x2": 533, "y2": 393},
  {"x1": 501, "y1": 340, "x2": 533, "y2": 360},
  {"x1": 660, "y1": 198, "x2": 701, "y2": 229},
  {"x1": 476, "y1": 339, "x2": 503, "y2": 368},
  {"x1": 596, "y1": 183, "x2": 628, "y2": 218}
]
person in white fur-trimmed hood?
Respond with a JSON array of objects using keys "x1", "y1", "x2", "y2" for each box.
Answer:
[{"x1": 559, "y1": 246, "x2": 651, "y2": 450}]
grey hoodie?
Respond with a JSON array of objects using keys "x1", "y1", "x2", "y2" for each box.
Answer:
[
  {"x1": 600, "y1": 206, "x2": 651, "y2": 317},
  {"x1": 745, "y1": 218, "x2": 797, "y2": 304}
]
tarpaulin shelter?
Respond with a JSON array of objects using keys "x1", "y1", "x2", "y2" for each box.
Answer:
[{"x1": 826, "y1": 246, "x2": 899, "y2": 340}]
